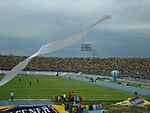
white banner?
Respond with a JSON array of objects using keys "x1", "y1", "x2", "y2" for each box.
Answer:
[{"x1": 0, "y1": 15, "x2": 111, "y2": 86}]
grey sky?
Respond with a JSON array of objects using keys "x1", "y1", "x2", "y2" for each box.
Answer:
[{"x1": 0, "y1": 0, "x2": 150, "y2": 57}]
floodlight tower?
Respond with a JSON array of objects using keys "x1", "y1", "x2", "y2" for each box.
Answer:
[
  {"x1": 81, "y1": 44, "x2": 97, "y2": 57},
  {"x1": 81, "y1": 44, "x2": 97, "y2": 75}
]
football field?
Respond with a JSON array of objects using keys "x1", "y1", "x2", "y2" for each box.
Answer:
[{"x1": 0, "y1": 75, "x2": 133, "y2": 101}]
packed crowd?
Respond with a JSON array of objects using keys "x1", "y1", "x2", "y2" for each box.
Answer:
[
  {"x1": 63, "y1": 102, "x2": 103, "y2": 113},
  {"x1": 0, "y1": 55, "x2": 150, "y2": 79}
]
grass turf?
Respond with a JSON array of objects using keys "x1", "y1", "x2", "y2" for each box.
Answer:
[{"x1": 0, "y1": 75, "x2": 133, "y2": 101}]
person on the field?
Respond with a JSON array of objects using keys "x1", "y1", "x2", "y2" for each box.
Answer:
[
  {"x1": 134, "y1": 91, "x2": 138, "y2": 97},
  {"x1": 56, "y1": 72, "x2": 59, "y2": 77},
  {"x1": 134, "y1": 91, "x2": 137, "y2": 96},
  {"x1": 10, "y1": 91, "x2": 14, "y2": 101},
  {"x1": 36, "y1": 78, "x2": 39, "y2": 83},
  {"x1": 19, "y1": 78, "x2": 21, "y2": 82},
  {"x1": 29, "y1": 81, "x2": 32, "y2": 86}
]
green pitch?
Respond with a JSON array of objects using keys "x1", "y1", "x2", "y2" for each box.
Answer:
[{"x1": 0, "y1": 75, "x2": 133, "y2": 101}]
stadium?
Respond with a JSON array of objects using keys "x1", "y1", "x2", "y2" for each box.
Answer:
[
  {"x1": 0, "y1": 56, "x2": 150, "y2": 113},
  {"x1": 0, "y1": 0, "x2": 150, "y2": 113}
]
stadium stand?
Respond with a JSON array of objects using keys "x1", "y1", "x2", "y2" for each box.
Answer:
[{"x1": 0, "y1": 55, "x2": 150, "y2": 79}]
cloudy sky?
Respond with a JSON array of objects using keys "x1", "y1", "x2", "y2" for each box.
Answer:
[{"x1": 0, "y1": 0, "x2": 150, "y2": 57}]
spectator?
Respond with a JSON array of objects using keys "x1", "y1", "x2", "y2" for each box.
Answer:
[
  {"x1": 0, "y1": 55, "x2": 150, "y2": 79},
  {"x1": 85, "y1": 103, "x2": 89, "y2": 111},
  {"x1": 89, "y1": 103, "x2": 93, "y2": 110},
  {"x1": 92, "y1": 103, "x2": 96, "y2": 110}
]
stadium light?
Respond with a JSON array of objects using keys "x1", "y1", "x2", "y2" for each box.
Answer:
[
  {"x1": 81, "y1": 44, "x2": 97, "y2": 76},
  {"x1": 81, "y1": 44, "x2": 97, "y2": 57}
]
